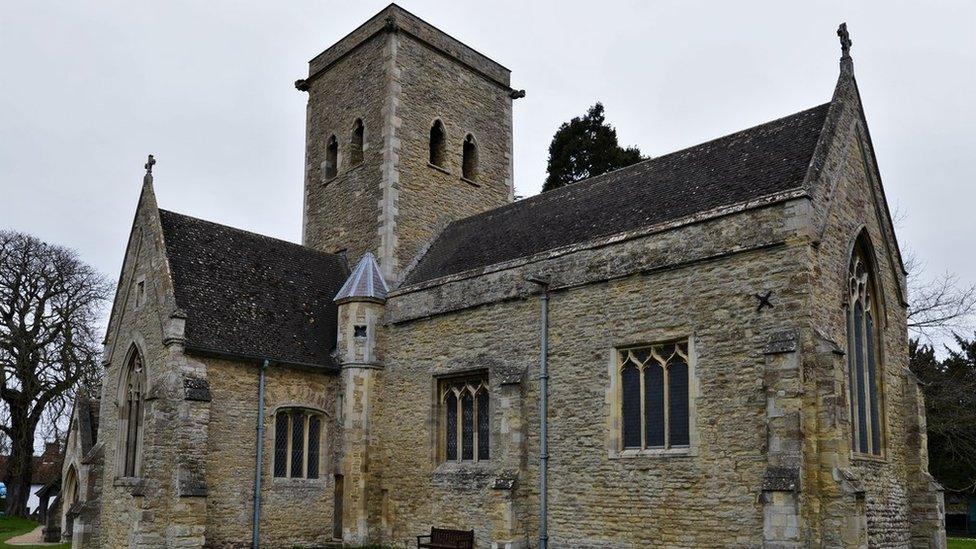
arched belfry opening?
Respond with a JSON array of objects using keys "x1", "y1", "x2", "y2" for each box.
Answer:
[
  {"x1": 350, "y1": 119, "x2": 364, "y2": 166},
  {"x1": 324, "y1": 135, "x2": 339, "y2": 180},
  {"x1": 462, "y1": 134, "x2": 478, "y2": 181},
  {"x1": 429, "y1": 120, "x2": 446, "y2": 167}
]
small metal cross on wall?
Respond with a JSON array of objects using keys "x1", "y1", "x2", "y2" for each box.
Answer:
[{"x1": 755, "y1": 291, "x2": 774, "y2": 312}]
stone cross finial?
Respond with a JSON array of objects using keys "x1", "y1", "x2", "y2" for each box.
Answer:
[
  {"x1": 144, "y1": 154, "x2": 155, "y2": 185},
  {"x1": 837, "y1": 23, "x2": 852, "y2": 58}
]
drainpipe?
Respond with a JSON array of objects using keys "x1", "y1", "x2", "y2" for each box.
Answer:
[
  {"x1": 527, "y1": 274, "x2": 551, "y2": 549},
  {"x1": 252, "y1": 359, "x2": 269, "y2": 549}
]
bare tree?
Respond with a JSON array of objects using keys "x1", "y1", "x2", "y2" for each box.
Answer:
[
  {"x1": 905, "y1": 249, "x2": 976, "y2": 342},
  {"x1": 0, "y1": 230, "x2": 109, "y2": 517}
]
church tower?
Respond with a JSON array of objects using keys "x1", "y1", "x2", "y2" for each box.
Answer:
[{"x1": 298, "y1": 4, "x2": 519, "y2": 281}]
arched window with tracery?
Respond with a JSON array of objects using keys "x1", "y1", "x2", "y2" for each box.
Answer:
[
  {"x1": 440, "y1": 374, "x2": 489, "y2": 462},
  {"x1": 120, "y1": 346, "x2": 146, "y2": 477},
  {"x1": 619, "y1": 341, "x2": 690, "y2": 451},
  {"x1": 847, "y1": 240, "x2": 884, "y2": 456},
  {"x1": 429, "y1": 120, "x2": 446, "y2": 168},
  {"x1": 462, "y1": 134, "x2": 478, "y2": 181},
  {"x1": 350, "y1": 119, "x2": 364, "y2": 166}
]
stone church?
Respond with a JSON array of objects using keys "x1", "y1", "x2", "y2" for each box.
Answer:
[{"x1": 61, "y1": 4, "x2": 947, "y2": 548}]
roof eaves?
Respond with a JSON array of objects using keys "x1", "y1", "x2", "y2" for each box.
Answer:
[{"x1": 393, "y1": 187, "x2": 809, "y2": 296}]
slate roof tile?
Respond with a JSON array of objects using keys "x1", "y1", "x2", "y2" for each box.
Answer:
[
  {"x1": 158, "y1": 210, "x2": 347, "y2": 369},
  {"x1": 404, "y1": 103, "x2": 831, "y2": 285}
]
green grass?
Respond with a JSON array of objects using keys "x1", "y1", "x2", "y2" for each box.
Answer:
[
  {"x1": 0, "y1": 516, "x2": 69, "y2": 548},
  {"x1": 949, "y1": 537, "x2": 976, "y2": 549}
]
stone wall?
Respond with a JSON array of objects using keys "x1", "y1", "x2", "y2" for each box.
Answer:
[
  {"x1": 302, "y1": 34, "x2": 388, "y2": 263},
  {"x1": 803, "y1": 74, "x2": 945, "y2": 548},
  {"x1": 390, "y1": 30, "x2": 513, "y2": 278},
  {"x1": 94, "y1": 182, "x2": 210, "y2": 548},
  {"x1": 377, "y1": 198, "x2": 813, "y2": 548},
  {"x1": 301, "y1": 5, "x2": 514, "y2": 281},
  {"x1": 203, "y1": 357, "x2": 341, "y2": 548}
]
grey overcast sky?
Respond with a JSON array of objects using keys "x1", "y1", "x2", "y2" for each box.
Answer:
[{"x1": 1, "y1": 1, "x2": 974, "y2": 308}]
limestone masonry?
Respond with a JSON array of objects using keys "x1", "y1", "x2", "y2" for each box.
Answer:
[{"x1": 63, "y1": 4, "x2": 946, "y2": 548}]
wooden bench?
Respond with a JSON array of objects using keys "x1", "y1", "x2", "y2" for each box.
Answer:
[{"x1": 417, "y1": 527, "x2": 475, "y2": 549}]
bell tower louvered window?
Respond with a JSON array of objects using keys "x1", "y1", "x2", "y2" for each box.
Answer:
[
  {"x1": 619, "y1": 341, "x2": 691, "y2": 451},
  {"x1": 847, "y1": 243, "x2": 884, "y2": 456},
  {"x1": 440, "y1": 374, "x2": 489, "y2": 462}
]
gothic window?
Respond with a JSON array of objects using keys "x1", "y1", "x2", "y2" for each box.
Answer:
[
  {"x1": 847, "y1": 243, "x2": 884, "y2": 456},
  {"x1": 429, "y1": 120, "x2": 446, "y2": 167},
  {"x1": 462, "y1": 134, "x2": 478, "y2": 181},
  {"x1": 350, "y1": 119, "x2": 364, "y2": 166},
  {"x1": 273, "y1": 408, "x2": 324, "y2": 479},
  {"x1": 619, "y1": 341, "x2": 690, "y2": 451},
  {"x1": 120, "y1": 346, "x2": 146, "y2": 477},
  {"x1": 440, "y1": 374, "x2": 489, "y2": 462},
  {"x1": 324, "y1": 135, "x2": 338, "y2": 180}
]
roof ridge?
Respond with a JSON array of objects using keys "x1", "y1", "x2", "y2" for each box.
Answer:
[
  {"x1": 158, "y1": 208, "x2": 340, "y2": 262},
  {"x1": 450, "y1": 102, "x2": 832, "y2": 229}
]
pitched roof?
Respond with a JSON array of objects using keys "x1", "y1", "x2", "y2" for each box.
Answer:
[
  {"x1": 0, "y1": 443, "x2": 62, "y2": 486},
  {"x1": 334, "y1": 252, "x2": 389, "y2": 303},
  {"x1": 404, "y1": 103, "x2": 831, "y2": 285},
  {"x1": 158, "y1": 210, "x2": 348, "y2": 369}
]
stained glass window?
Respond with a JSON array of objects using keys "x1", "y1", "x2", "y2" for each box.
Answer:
[
  {"x1": 848, "y1": 244, "x2": 884, "y2": 456},
  {"x1": 122, "y1": 347, "x2": 145, "y2": 477},
  {"x1": 621, "y1": 362, "x2": 642, "y2": 448},
  {"x1": 461, "y1": 393, "x2": 474, "y2": 460},
  {"x1": 274, "y1": 412, "x2": 288, "y2": 477},
  {"x1": 445, "y1": 392, "x2": 458, "y2": 461},
  {"x1": 273, "y1": 408, "x2": 324, "y2": 479},
  {"x1": 618, "y1": 341, "x2": 692, "y2": 451},
  {"x1": 477, "y1": 390, "x2": 490, "y2": 460},
  {"x1": 440, "y1": 374, "x2": 489, "y2": 462},
  {"x1": 307, "y1": 415, "x2": 320, "y2": 479}
]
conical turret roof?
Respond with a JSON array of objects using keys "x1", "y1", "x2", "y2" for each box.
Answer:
[{"x1": 334, "y1": 252, "x2": 388, "y2": 303}]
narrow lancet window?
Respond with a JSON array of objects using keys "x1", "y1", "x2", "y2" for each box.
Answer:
[
  {"x1": 462, "y1": 134, "x2": 478, "y2": 181},
  {"x1": 350, "y1": 119, "x2": 364, "y2": 166},
  {"x1": 429, "y1": 120, "x2": 446, "y2": 167},
  {"x1": 120, "y1": 347, "x2": 146, "y2": 477},
  {"x1": 847, "y1": 240, "x2": 884, "y2": 456}
]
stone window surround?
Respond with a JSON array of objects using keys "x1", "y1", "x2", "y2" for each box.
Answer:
[
  {"x1": 843, "y1": 231, "x2": 888, "y2": 462},
  {"x1": 270, "y1": 404, "x2": 330, "y2": 484},
  {"x1": 437, "y1": 372, "x2": 490, "y2": 464},
  {"x1": 115, "y1": 340, "x2": 148, "y2": 481},
  {"x1": 431, "y1": 368, "x2": 493, "y2": 469},
  {"x1": 607, "y1": 335, "x2": 700, "y2": 459},
  {"x1": 133, "y1": 275, "x2": 146, "y2": 310}
]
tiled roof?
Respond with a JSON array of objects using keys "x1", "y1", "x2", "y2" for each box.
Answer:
[
  {"x1": 0, "y1": 443, "x2": 62, "y2": 486},
  {"x1": 158, "y1": 210, "x2": 348, "y2": 369},
  {"x1": 404, "y1": 103, "x2": 831, "y2": 285},
  {"x1": 334, "y1": 252, "x2": 388, "y2": 303}
]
